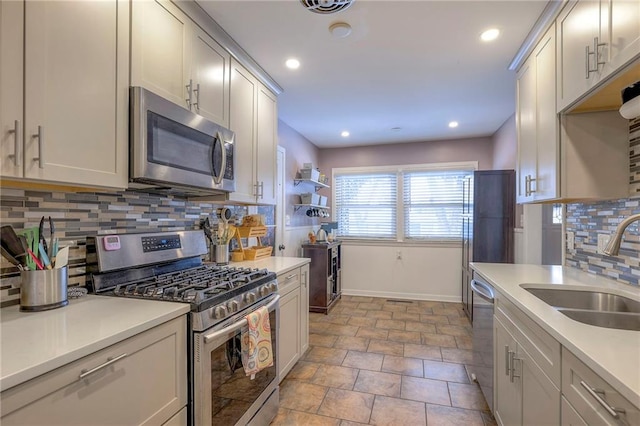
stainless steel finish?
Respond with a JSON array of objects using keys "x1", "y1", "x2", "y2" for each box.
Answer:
[
  {"x1": 470, "y1": 279, "x2": 494, "y2": 303},
  {"x1": 580, "y1": 380, "x2": 625, "y2": 419},
  {"x1": 471, "y1": 275, "x2": 495, "y2": 413},
  {"x1": 504, "y1": 345, "x2": 510, "y2": 376},
  {"x1": 284, "y1": 274, "x2": 296, "y2": 281},
  {"x1": 129, "y1": 86, "x2": 236, "y2": 196},
  {"x1": 585, "y1": 45, "x2": 591, "y2": 79},
  {"x1": 259, "y1": 181, "x2": 264, "y2": 198},
  {"x1": 247, "y1": 388, "x2": 279, "y2": 426},
  {"x1": 186, "y1": 79, "x2": 193, "y2": 109},
  {"x1": 525, "y1": 175, "x2": 536, "y2": 197},
  {"x1": 523, "y1": 288, "x2": 640, "y2": 313},
  {"x1": 214, "y1": 130, "x2": 226, "y2": 185},
  {"x1": 79, "y1": 353, "x2": 128, "y2": 379},
  {"x1": 508, "y1": 351, "x2": 520, "y2": 383},
  {"x1": 90, "y1": 230, "x2": 207, "y2": 272},
  {"x1": 604, "y1": 213, "x2": 640, "y2": 256},
  {"x1": 558, "y1": 309, "x2": 640, "y2": 331},
  {"x1": 8, "y1": 120, "x2": 21, "y2": 166},
  {"x1": 20, "y1": 266, "x2": 68, "y2": 312},
  {"x1": 193, "y1": 83, "x2": 200, "y2": 111},
  {"x1": 33, "y1": 125, "x2": 43, "y2": 168},
  {"x1": 203, "y1": 294, "x2": 280, "y2": 344},
  {"x1": 586, "y1": 37, "x2": 607, "y2": 77}
]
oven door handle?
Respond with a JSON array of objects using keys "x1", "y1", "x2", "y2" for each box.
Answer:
[{"x1": 203, "y1": 294, "x2": 280, "y2": 344}]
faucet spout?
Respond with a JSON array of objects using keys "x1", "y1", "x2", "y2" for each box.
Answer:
[{"x1": 604, "y1": 213, "x2": 640, "y2": 256}]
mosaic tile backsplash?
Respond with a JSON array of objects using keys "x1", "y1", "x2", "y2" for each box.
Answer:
[
  {"x1": 0, "y1": 188, "x2": 274, "y2": 306},
  {"x1": 565, "y1": 197, "x2": 640, "y2": 286}
]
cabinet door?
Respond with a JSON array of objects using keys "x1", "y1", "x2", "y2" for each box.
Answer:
[
  {"x1": 256, "y1": 84, "x2": 278, "y2": 205},
  {"x1": 228, "y1": 59, "x2": 257, "y2": 203},
  {"x1": 519, "y1": 345, "x2": 560, "y2": 425},
  {"x1": 131, "y1": 0, "x2": 190, "y2": 109},
  {"x1": 557, "y1": 0, "x2": 604, "y2": 111},
  {"x1": 278, "y1": 286, "x2": 301, "y2": 382},
  {"x1": 0, "y1": 0, "x2": 23, "y2": 178},
  {"x1": 23, "y1": 0, "x2": 127, "y2": 188},
  {"x1": 191, "y1": 26, "x2": 230, "y2": 127},
  {"x1": 561, "y1": 397, "x2": 588, "y2": 426},
  {"x1": 608, "y1": 0, "x2": 640, "y2": 71},
  {"x1": 516, "y1": 59, "x2": 537, "y2": 203},
  {"x1": 300, "y1": 264, "x2": 310, "y2": 354},
  {"x1": 533, "y1": 25, "x2": 558, "y2": 201},
  {"x1": 494, "y1": 317, "x2": 522, "y2": 426}
]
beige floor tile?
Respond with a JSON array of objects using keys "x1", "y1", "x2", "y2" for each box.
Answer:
[
  {"x1": 403, "y1": 343, "x2": 442, "y2": 361},
  {"x1": 312, "y1": 314, "x2": 351, "y2": 325},
  {"x1": 406, "y1": 306, "x2": 434, "y2": 315},
  {"x1": 348, "y1": 316, "x2": 378, "y2": 328},
  {"x1": 448, "y1": 382, "x2": 490, "y2": 411},
  {"x1": 382, "y1": 303, "x2": 407, "y2": 312},
  {"x1": 358, "y1": 302, "x2": 384, "y2": 310},
  {"x1": 421, "y1": 332, "x2": 457, "y2": 348},
  {"x1": 419, "y1": 314, "x2": 451, "y2": 325},
  {"x1": 387, "y1": 329, "x2": 422, "y2": 344},
  {"x1": 418, "y1": 301, "x2": 445, "y2": 309},
  {"x1": 436, "y1": 324, "x2": 471, "y2": 337},
  {"x1": 405, "y1": 320, "x2": 437, "y2": 334},
  {"x1": 356, "y1": 327, "x2": 389, "y2": 340},
  {"x1": 481, "y1": 410, "x2": 498, "y2": 426},
  {"x1": 375, "y1": 319, "x2": 407, "y2": 330},
  {"x1": 337, "y1": 301, "x2": 362, "y2": 309},
  {"x1": 310, "y1": 322, "x2": 331, "y2": 334},
  {"x1": 447, "y1": 315, "x2": 471, "y2": 327},
  {"x1": 365, "y1": 310, "x2": 394, "y2": 320},
  {"x1": 342, "y1": 350, "x2": 384, "y2": 371},
  {"x1": 347, "y1": 308, "x2": 370, "y2": 317},
  {"x1": 271, "y1": 408, "x2": 341, "y2": 426},
  {"x1": 423, "y1": 360, "x2": 470, "y2": 383},
  {"x1": 432, "y1": 305, "x2": 464, "y2": 316},
  {"x1": 369, "y1": 395, "x2": 426, "y2": 425},
  {"x1": 381, "y1": 355, "x2": 424, "y2": 377},
  {"x1": 344, "y1": 296, "x2": 374, "y2": 303},
  {"x1": 392, "y1": 311, "x2": 421, "y2": 321},
  {"x1": 287, "y1": 361, "x2": 321, "y2": 381},
  {"x1": 317, "y1": 388, "x2": 375, "y2": 423},
  {"x1": 455, "y1": 335, "x2": 473, "y2": 350},
  {"x1": 310, "y1": 333, "x2": 338, "y2": 348},
  {"x1": 334, "y1": 335, "x2": 370, "y2": 352},
  {"x1": 304, "y1": 346, "x2": 348, "y2": 365},
  {"x1": 339, "y1": 421, "x2": 370, "y2": 426},
  {"x1": 426, "y1": 404, "x2": 484, "y2": 426},
  {"x1": 310, "y1": 364, "x2": 359, "y2": 390},
  {"x1": 353, "y1": 370, "x2": 402, "y2": 397},
  {"x1": 325, "y1": 323, "x2": 360, "y2": 337},
  {"x1": 367, "y1": 339, "x2": 404, "y2": 356},
  {"x1": 279, "y1": 379, "x2": 328, "y2": 412},
  {"x1": 441, "y1": 348, "x2": 475, "y2": 364},
  {"x1": 401, "y1": 376, "x2": 451, "y2": 405}
]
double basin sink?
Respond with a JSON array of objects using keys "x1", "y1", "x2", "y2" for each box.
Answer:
[{"x1": 522, "y1": 287, "x2": 640, "y2": 331}]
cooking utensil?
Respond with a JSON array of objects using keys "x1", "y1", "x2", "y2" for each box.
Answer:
[
  {"x1": 39, "y1": 242, "x2": 52, "y2": 269},
  {"x1": 1, "y1": 225, "x2": 27, "y2": 263},
  {"x1": 27, "y1": 248, "x2": 44, "y2": 270},
  {"x1": 48, "y1": 216, "x2": 55, "y2": 258},
  {"x1": 38, "y1": 216, "x2": 49, "y2": 258},
  {"x1": 54, "y1": 246, "x2": 69, "y2": 269},
  {"x1": 0, "y1": 246, "x2": 24, "y2": 270},
  {"x1": 18, "y1": 227, "x2": 40, "y2": 270},
  {"x1": 200, "y1": 218, "x2": 213, "y2": 245}
]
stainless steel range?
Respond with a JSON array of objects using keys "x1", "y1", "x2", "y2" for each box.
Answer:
[{"x1": 86, "y1": 230, "x2": 279, "y2": 426}]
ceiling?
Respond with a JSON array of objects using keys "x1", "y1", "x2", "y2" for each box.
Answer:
[{"x1": 196, "y1": 0, "x2": 549, "y2": 148}]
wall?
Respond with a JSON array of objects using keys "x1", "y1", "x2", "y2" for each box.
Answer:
[{"x1": 491, "y1": 114, "x2": 517, "y2": 170}]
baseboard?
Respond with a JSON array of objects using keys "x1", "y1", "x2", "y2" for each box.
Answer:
[{"x1": 341, "y1": 289, "x2": 460, "y2": 303}]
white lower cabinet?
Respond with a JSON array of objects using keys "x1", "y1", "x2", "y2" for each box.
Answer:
[
  {"x1": 277, "y1": 264, "x2": 310, "y2": 382},
  {"x1": 0, "y1": 316, "x2": 187, "y2": 426}
]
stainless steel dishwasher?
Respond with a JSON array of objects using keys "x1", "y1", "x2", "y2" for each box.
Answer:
[{"x1": 470, "y1": 275, "x2": 495, "y2": 413}]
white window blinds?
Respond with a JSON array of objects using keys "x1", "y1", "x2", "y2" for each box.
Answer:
[
  {"x1": 403, "y1": 170, "x2": 472, "y2": 241},
  {"x1": 334, "y1": 172, "x2": 397, "y2": 239}
]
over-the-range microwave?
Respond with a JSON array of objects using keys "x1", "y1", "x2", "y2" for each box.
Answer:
[{"x1": 129, "y1": 86, "x2": 235, "y2": 197}]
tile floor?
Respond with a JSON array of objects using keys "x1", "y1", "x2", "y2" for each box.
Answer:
[{"x1": 271, "y1": 295, "x2": 497, "y2": 426}]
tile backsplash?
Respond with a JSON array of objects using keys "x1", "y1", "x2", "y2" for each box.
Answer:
[{"x1": 0, "y1": 188, "x2": 262, "y2": 306}]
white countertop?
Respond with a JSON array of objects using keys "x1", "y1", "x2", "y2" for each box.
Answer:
[
  {"x1": 470, "y1": 263, "x2": 640, "y2": 407},
  {"x1": 0, "y1": 295, "x2": 189, "y2": 391},
  {"x1": 229, "y1": 256, "x2": 310, "y2": 276}
]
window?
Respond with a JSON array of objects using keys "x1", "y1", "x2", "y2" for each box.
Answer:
[{"x1": 333, "y1": 162, "x2": 475, "y2": 242}]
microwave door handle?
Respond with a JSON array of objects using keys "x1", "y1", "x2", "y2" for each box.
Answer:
[{"x1": 212, "y1": 132, "x2": 225, "y2": 185}]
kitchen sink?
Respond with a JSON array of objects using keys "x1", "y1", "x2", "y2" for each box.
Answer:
[
  {"x1": 523, "y1": 288, "x2": 640, "y2": 313},
  {"x1": 521, "y1": 287, "x2": 640, "y2": 331}
]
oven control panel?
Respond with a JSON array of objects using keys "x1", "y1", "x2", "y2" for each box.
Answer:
[{"x1": 141, "y1": 235, "x2": 182, "y2": 252}]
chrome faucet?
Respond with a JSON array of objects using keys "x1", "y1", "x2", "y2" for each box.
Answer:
[{"x1": 604, "y1": 213, "x2": 640, "y2": 256}]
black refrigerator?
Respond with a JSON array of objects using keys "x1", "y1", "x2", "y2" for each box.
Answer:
[{"x1": 461, "y1": 170, "x2": 515, "y2": 321}]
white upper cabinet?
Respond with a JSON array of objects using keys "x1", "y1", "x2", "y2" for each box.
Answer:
[
  {"x1": 557, "y1": 0, "x2": 640, "y2": 112},
  {"x1": 228, "y1": 58, "x2": 278, "y2": 205},
  {"x1": 131, "y1": 0, "x2": 230, "y2": 127},
  {"x1": 1, "y1": 0, "x2": 128, "y2": 188}
]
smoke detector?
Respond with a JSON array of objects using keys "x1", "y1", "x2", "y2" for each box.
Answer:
[{"x1": 300, "y1": 0, "x2": 354, "y2": 14}]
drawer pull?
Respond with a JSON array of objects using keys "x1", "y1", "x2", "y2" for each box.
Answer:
[
  {"x1": 284, "y1": 274, "x2": 296, "y2": 281},
  {"x1": 504, "y1": 345, "x2": 510, "y2": 376},
  {"x1": 79, "y1": 353, "x2": 128, "y2": 380},
  {"x1": 580, "y1": 380, "x2": 625, "y2": 419}
]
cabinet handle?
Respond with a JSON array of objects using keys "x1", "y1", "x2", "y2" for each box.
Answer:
[
  {"x1": 585, "y1": 44, "x2": 591, "y2": 79},
  {"x1": 79, "y1": 353, "x2": 128, "y2": 380},
  {"x1": 193, "y1": 83, "x2": 200, "y2": 111},
  {"x1": 186, "y1": 79, "x2": 193, "y2": 109},
  {"x1": 504, "y1": 345, "x2": 510, "y2": 376},
  {"x1": 284, "y1": 274, "x2": 296, "y2": 281},
  {"x1": 8, "y1": 120, "x2": 21, "y2": 167},
  {"x1": 32, "y1": 125, "x2": 43, "y2": 169},
  {"x1": 580, "y1": 380, "x2": 625, "y2": 419},
  {"x1": 585, "y1": 37, "x2": 607, "y2": 78},
  {"x1": 525, "y1": 175, "x2": 536, "y2": 196},
  {"x1": 258, "y1": 181, "x2": 264, "y2": 198},
  {"x1": 509, "y1": 351, "x2": 521, "y2": 383}
]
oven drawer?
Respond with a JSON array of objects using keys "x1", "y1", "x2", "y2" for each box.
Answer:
[{"x1": 1, "y1": 316, "x2": 187, "y2": 426}]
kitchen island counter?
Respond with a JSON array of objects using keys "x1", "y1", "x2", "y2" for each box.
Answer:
[
  {"x1": 229, "y1": 256, "x2": 310, "y2": 276},
  {"x1": 0, "y1": 295, "x2": 189, "y2": 391},
  {"x1": 470, "y1": 263, "x2": 640, "y2": 407}
]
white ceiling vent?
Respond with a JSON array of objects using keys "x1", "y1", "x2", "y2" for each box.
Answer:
[{"x1": 300, "y1": 0, "x2": 354, "y2": 14}]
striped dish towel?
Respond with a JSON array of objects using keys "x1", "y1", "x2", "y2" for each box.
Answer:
[{"x1": 241, "y1": 306, "x2": 274, "y2": 379}]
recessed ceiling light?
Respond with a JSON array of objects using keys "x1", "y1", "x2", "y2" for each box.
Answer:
[
  {"x1": 480, "y1": 28, "x2": 500, "y2": 42},
  {"x1": 341, "y1": 131, "x2": 350, "y2": 137},
  {"x1": 329, "y1": 22, "x2": 352, "y2": 38},
  {"x1": 285, "y1": 58, "x2": 300, "y2": 69},
  {"x1": 448, "y1": 121, "x2": 459, "y2": 128}
]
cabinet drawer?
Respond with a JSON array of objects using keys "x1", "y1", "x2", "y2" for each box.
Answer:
[
  {"x1": 562, "y1": 348, "x2": 639, "y2": 426},
  {"x1": 1, "y1": 316, "x2": 187, "y2": 426},
  {"x1": 278, "y1": 267, "x2": 301, "y2": 296},
  {"x1": 495, "y1": 295, "x2": 561, "y2": 387},
  {"x1": 562, "y1": 396, "x2": 588, "y2": 426}
]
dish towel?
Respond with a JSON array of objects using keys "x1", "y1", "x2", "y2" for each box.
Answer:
[{"x1": 241, "y1": 306, "x2": 274, "y2": 379}]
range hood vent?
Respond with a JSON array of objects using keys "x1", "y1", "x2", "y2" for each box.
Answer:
[{"x1": 300, "y1": 0, "x2": 354, "y2": 14}]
